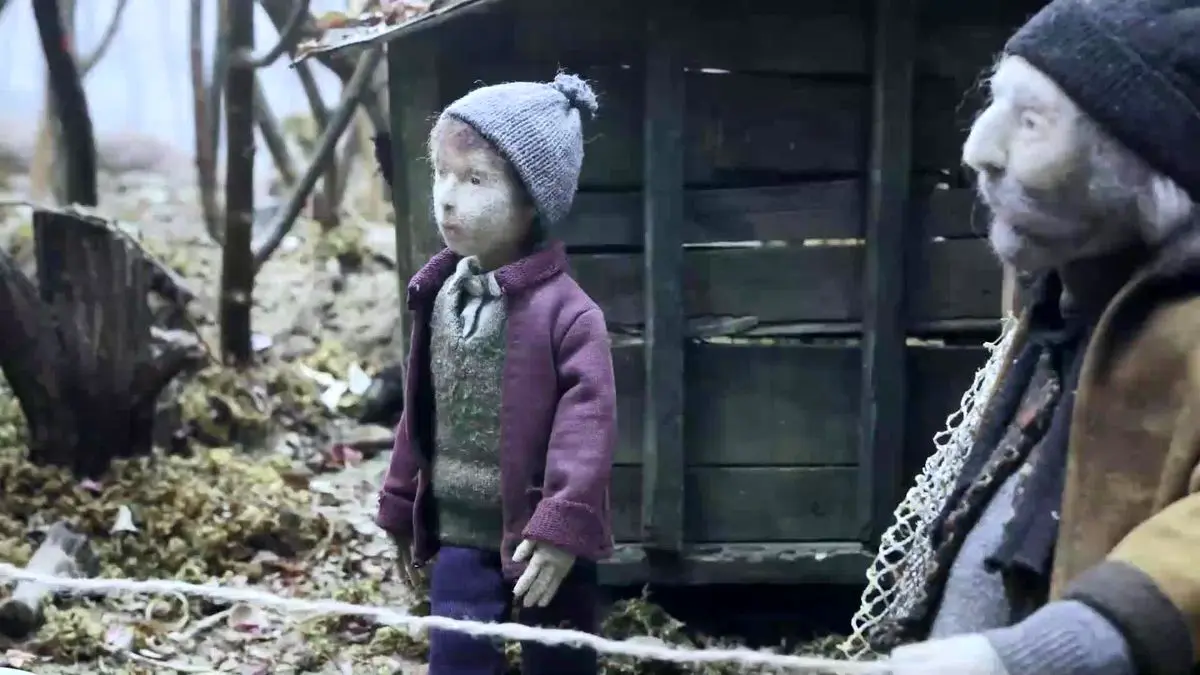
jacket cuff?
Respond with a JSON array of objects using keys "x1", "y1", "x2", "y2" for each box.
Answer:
[
  {"x1": 522, "y1": 498, "x2": 610, "y2": 561},
  {"x1": 375, "y1": 491, "x2": 414, "y2": 539},
  {"x1": 985, "y1": 600, "x2": 1134, "y2": 675},
  {"x1": 1064, "y1": 560, "x2": 1194, "y2": 675}
]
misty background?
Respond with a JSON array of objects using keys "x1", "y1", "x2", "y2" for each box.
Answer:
[{"x1": 0, "y1": 0, "x2": 359, "y2": 186}]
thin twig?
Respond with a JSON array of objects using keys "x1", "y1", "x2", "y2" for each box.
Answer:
[
  {"x1": 253, "y1": 79, "x2": 298, "y2": 186},
  {"x1": 259, "y1": 0, "x2": 389, "y2": 128},
  {"x1": 235, "y1": 0, "x2": 310, "y2": 69},
  {"x1": 292, "y1": 56, "x2": 340, "y2": 225},
  {"x1": 77, "y1": 0, "x2": 129, "y2": 74},
  {"x1": 189, "y1": 0, "x2": 223, "y2": 243},
  {"x1": 251, "y1": 46, "x2": 383, "y2": 271},
  {"x1": 207, "y1": 0, "x2": 231, "y2": 186}
]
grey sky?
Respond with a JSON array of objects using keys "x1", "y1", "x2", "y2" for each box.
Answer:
[{"x1": 0, "y1": 0, "x2": 352, "y2": 172}]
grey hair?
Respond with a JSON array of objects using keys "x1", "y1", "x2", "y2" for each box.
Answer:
[{"x1": 1076, "y1": 114, "x2": 1195, "y2": 244}]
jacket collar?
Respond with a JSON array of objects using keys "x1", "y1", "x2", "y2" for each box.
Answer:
[{"x1": 406, "y1": 240, "x2": 569, "y2": 310}]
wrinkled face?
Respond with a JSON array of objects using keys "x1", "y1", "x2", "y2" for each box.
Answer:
[
  {"x1": 962, "y1": 56, "x2": 1181, "y2": 272},
  {"x1": 429, "y1": 117, "x2": 534, "y2": 262}
]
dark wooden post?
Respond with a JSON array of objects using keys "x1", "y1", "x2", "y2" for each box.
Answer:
[
  {"x1": 858, "y1": 0, "x2": 917, "y2": 544},
  {"x1": 640, "y1": 11, "x2": 686, "y2": 555},
  {"x1": 220, "y1": 0, "x2": 256, "y2": 366},
  {"x1": 386, "y1": 34, "x2": 442, "y2": 336}
]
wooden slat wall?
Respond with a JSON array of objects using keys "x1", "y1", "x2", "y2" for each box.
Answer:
[{"x1": 397, "y1": 0, "x2": 1047, "y2": 553}]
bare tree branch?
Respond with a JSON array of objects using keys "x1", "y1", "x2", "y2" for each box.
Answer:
[
  {"x1": 294, "y1": 57, "x2": 331, "y2": 129},
  {"x1": 189, "y1": 0, "x2": 224, "y2": 243},
  {"x1": 32, "y1": 0, "x2": 96, "y2": 207},
  {"x1": 207, "y1": 0, "x2": 231, "y2": 181},
  {"x1": 221, "y1": 0, "x2": 257, "y2": 365},
  {"x1": 252, "y1": 46, "x2": 383, "y2": 271},
  {"x1": 77, "y1": 0, "x2": 128, "y2": 75},
  {"x1": 258, "y1": 0, "x2": 388, "y2": 127},
  {"x1": 235, "y1": 0, "x2": 309, "y2": 69},
  {"x1": 288, "y1": 36, "x2": 340, "y2": 229},
  {"x1": 254, "y1": 80, "x2": 297, "y2": 186}
]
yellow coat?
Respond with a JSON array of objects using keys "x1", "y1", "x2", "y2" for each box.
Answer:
[{"x1": 1010, "y1": 244, "x2": 1200, "y2": 675}]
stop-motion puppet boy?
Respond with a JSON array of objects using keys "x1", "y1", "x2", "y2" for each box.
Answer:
[{"x1": 374, "y1": 73, "x2": 617, "y2": 675}]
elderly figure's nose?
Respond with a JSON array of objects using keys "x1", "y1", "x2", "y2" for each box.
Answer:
[{"x1": 962, "y1": 103, "x2": 1010, "y2": 175}]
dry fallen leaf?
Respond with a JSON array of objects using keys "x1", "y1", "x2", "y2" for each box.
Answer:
[
  {"x1": 227, "y1": 603, "x2": 271, "y2": 633},
  {"x1": 110, "y1": 505, "x2": 139, "y2": 534}
]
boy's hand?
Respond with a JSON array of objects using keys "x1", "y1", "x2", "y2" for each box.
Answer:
[{"x1": 512, "y1": 539, "x2": 576, "y2": 608}]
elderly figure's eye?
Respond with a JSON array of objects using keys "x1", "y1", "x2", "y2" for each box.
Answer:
[
  {"x1": 1019, "y1": 110, "x2": 1042, "y2": 132},
  {"x1": 469, "y1": 174, "x2": 482, "y2": 186}
]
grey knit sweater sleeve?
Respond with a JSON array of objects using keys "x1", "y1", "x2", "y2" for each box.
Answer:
[{"x1": 985, "y1": 600, "x2": 1135, "y2": 675}]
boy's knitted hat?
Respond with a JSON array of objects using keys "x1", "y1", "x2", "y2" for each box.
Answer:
[
  {"x1": 439, "y1": 72, "x2": 598, "y2": 225},
  {"x1": 1005, "y1": 0, "x2": 1200, "y2": 199}
]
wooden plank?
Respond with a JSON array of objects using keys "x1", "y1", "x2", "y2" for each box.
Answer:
[
  {"x1": 612, "y1": 466, "x2": 861, "y2": 543},
  {"x1": 611, "y1": 344, "x2": 861, "y2": 466},
  {"x1": 562, "y1": 184, "x2": 987, "y2": 247},
  {"x1": 607, "y1": 344, "x2": 989, "y2": 546},
  {"x1": 612, "y1": 343, "x2": 987, "y2": 471},
  {"x1": 639, "y1": 13, "x2": 686, "y2": 553},
  {"x1": 599, "y1": 542, "x2": 872, "y2": 586},
  {"x1": 440, "y1": 63, "x2": 870, "y2": 189},
  {"x1": 567, "y1": 183, "x2": 864, "y2": 246},
  {"x1": 913, "y1": 76, "x2": 986, "y2": 175},
  {"x1": 570, "y1": 239, "x2": 1001, "y2": 325},
  {"x1": 904, "y1": 345, "x2": 992, "y2": 485},
  {"x1": 387, "y1": 34, "x2": 443, "y2": 271},
  {"x1": 385, "y1": 44, "x2": 412, "y2": 352},
  {"x1": 913, "y1": 185, "x2": 989, "y2": 240},
  {"x1": 859, "y1": 0, "x2": 917, "y2": 545},
  {"x1": 512, "y1": 0, "x2": 870, "y2": 75}
]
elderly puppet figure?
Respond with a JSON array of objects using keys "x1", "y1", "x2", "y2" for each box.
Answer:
[
  {"x1": 375, "y1": 73, "x2": 616, "y2": 675},
  {"x1": 874, "y1": 2, "x2": 1200, "y2": 675}
]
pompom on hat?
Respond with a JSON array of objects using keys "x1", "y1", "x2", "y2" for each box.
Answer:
[{"x1": 438, "y1": 72, "x2": 599, "y2": 225}]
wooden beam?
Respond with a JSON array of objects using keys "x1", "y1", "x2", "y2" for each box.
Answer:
[
  {"x1": 639, "y1": 10, "x2": 686, "y2": 555},
  {"x1": 385, "y1": 35, "x2": 443, "y2": 296},
  {"x1": 859, "y1": 0, "x2": 917, "y2": 544},
  {"x1": 599, "y1": 542, "x2": 872, "y2": 586}
]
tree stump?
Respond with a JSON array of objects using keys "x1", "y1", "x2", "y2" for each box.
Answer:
[
  {"x1": 0, "y1": 521, "x2": 98, "y2": 639},
  {"x1": 0, "y1": 208, "x2": 207, "y2": 477}
]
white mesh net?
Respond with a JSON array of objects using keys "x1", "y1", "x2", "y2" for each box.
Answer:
[{"x1": 838, "y1": 316, "x2": 1020, "y2": 659}]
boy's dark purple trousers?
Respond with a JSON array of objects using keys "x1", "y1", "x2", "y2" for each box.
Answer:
[{"x1": 428, "y1": 546, "x2": 601, "y2": 675}]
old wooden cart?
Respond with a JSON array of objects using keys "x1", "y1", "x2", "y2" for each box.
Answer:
[{"x1": 311, "y1": 0, "x2": 1044, "y2": 586}]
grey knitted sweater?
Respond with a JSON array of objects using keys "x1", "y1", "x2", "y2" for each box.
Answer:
[
  {"x1": 428, "y1": 256, "x2": 507, "y2": 550},
  {"x1": 929, "y1": 358, "x2": 1135, "y2": 675}
]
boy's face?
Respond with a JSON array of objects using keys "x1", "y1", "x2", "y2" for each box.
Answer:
[{"x1": 429, "y1": 117, "x2": 534, "y2": 262}]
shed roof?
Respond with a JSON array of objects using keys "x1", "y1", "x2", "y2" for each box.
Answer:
[{"x1": 293, "y1": 0, "x2": 504, "y2": 63}]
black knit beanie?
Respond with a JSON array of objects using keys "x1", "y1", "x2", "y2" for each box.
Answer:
[{"x1": 1005, "y1": 0, "x2": 1200, "y2": 199}]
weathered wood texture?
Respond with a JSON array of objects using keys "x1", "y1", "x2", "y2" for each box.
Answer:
[
  {"x1": 0, "y1": 210, "x2": 206, "y2": 478},
  {"x1": 607, "y1": 344, "x2": 986, "y2": 542},
  {"x1": 638, "y1": 12, "x2": 687, "y2": 553},
  {"x1": 858, "y1": 0, "x2": 917, "y2": 545},
  {"x1": 569, "y1": 240, "x2": 1000, "y2": 326},
  {"x1": 387, "y1": 34, "x2": 444, "y2": 274},
  {"x1": 439, "y1": 58, "x2": 990, "y2": 190}
]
